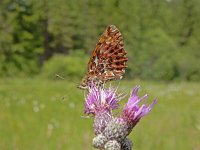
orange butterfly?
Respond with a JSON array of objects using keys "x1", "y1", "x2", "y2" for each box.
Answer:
[{"x1": 78, "y1": 25, "x2": 128, "y2": 89}]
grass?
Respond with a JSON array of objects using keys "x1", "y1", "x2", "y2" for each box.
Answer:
[{"x1": 0, "y1": 78, "x2": 199, "y2": 150}]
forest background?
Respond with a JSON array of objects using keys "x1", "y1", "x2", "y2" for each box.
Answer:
[{"x1": 0, "y1": 0, "x2": 199, "y2": 81}]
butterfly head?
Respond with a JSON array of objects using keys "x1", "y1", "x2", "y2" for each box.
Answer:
[
  {"x1": 78, "y1": 75, "x2": 102, "y2": 90},
  {"x1": 78, "y1": 83, "x2": 88, "y2": 90},
  {"x1": 78, "y1": 76, "x2": 89, "y2": 90}
]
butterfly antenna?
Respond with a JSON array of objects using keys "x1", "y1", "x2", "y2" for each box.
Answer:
[
  {"x1": 69, "y1": 80, "x2": 78, "y2": 85},
  {"x1": 55, "y1": 74, "x2": 79, "y2": 86},
  {"x1": 55, "y1": 74, "x2": 65, "y2": 80}
]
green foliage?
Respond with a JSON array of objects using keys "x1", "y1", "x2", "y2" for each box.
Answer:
[
  {"x1": 176, "y1": 41, "x2": 200, "y2": 81},
  {"x1": 130, "y1": 28, "x2": 178, "y2": 81},
  {"x1": 0, "y1": 0, "x2": 42, "y2": 77},
  {"x1": 0, "y1": 0, "x2": 200, "y2": 81},
  {"x1": 40, "y1": 52, "x2": 88, "y2": 80}
]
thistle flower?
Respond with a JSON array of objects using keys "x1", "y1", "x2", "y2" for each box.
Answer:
[
  {"x1": 84, "y1": 84, "x2": 124, "y2": 135},
  {"x1": 84, "y1": 84, "x2": 157, "y2": 150},
  {"x1": 84, "y1": 84, "x2": 123, "y2": 115},
  {"x1": 121, "y1": 85, "x2": 158, "y2": 131}
]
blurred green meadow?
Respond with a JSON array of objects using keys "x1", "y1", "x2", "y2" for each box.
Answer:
[{"x1": 0, "y1": 78, "x2": 199, "y2": 150}]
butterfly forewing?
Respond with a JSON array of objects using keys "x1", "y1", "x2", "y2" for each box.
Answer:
[{"x1": 79, "y1": 25, "x2": 128, "y2": 89}]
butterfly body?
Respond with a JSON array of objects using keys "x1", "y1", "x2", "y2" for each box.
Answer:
[{"x1": 79, "y1": 25, "x2": 128, "y2": 90}]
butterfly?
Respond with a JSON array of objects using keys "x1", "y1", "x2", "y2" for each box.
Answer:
[{"x1": 78, "y1": 25, "x2": 128, "y2": 90}]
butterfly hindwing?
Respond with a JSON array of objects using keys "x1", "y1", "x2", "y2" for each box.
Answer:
[{"x1": 79, "y1": 25, "x2": 128, "y2": 89}]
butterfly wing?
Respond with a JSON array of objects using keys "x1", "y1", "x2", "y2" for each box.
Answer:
[{"x1": 79, "y1": 25, "x2": 128, "y2": 89}]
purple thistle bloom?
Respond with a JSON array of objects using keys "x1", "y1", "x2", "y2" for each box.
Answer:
[
  {"x1": 84, "y1": 84, "x2": 123, "y2": 115},
  {"x1": 84, "y1": 84, "x2": 157, "y2": 149},
  {"x1": 84, "y1": 84, "x2": 125, "y2": 135},
  {"x1": 121, "y1": 85, "x2": 157, "y2": 129}
]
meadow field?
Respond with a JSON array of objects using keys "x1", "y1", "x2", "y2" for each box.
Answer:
[{"x1": 0, "y1": 78, "x2": 199, "y2": 150}]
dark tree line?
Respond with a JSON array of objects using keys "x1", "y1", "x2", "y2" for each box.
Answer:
[{"x1": 0, "y1": 0, "x2": 199, "y2": 81}]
